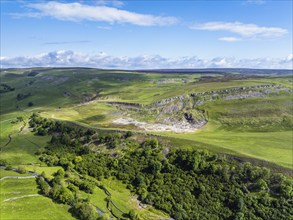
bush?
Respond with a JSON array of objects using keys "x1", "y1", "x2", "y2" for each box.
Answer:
[
  {"x1": 72, "y1": 202, "x2": 98, "y2": 220},
  {"x1": 17, "y1": 166, "x2": 27, "y2": 174}
]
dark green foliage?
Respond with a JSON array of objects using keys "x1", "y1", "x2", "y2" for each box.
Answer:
[
  {"x1": 0, "y1": 159, "x2": 8, "y2": 166},
  {"x1": 37, "y1": 176, "x2": 51, "y2": 196},
  {"x1": 0, "y1": 83, "x2": 15, "y2": 93},
  {"x1": 37, "y1": 127, "x2": 47, "y2": 136},
  {"x1": 51, "y1": 185, "x2": 74, "y2": 205},
  {"x1": 27, "y1": 71, "x2": 39, "y2": 77},
  {"x1": 37, "y1": 170, "x2": 74, "y2": 205},
  {"x1": 32, "y1": 115, "x2": 293, "y2": 220},
  {"x1": 71, "y1": 202, "x2": 98, "y2": 220},
  {"x1": 4, "y1": 165, "x2": 13, "y2": 170},
  {"x1": 128, "y1": 210, "x2": 138, "y2": 220},
  {"x1": 124, "y1": 131, "x2": 133, "y2": 139},
  {"x1": 69, "y1": 177, "x2": 96, "y2": 194},
  {"x1": 17, "y1": 166, "x2": 27, "y2": 174},
  {"x1": 16, "y1": 93, "x2": 31, "y2": 101}
]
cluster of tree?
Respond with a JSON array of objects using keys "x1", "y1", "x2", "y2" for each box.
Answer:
[
  {"x1": 37, "y1": 176, "x2": 51, "y2": 196},
  {"x1": 0, "y1": 83, "x2": 15, "y2": 93},
  {"x1": 10, "y1": 116, "x2": 24, "y2": 124},
  {"x1": 68, "y1": 176, "x2": 96, "y2": 194},
  {"x1": 27, "y1": 71, "x2": 39, "y2": 77},
  {"x1": 38, "y1": 169, "x2": 74, "y2": 204},
  {"x1": 30, "y1": 113, "x2": 132, "y2": 151},
  {"x1": 71, "y1": 202, "x2": 99, "y2": 220},
  {"x1": 31, "y1": 115, "x2": 293, "y2": 220},
  {"x1": 37, "y1": 169, "x2": 103, "y2": 220},
  {"x1": 16, "y1": 92, "x2": 31, "y2": 101}
]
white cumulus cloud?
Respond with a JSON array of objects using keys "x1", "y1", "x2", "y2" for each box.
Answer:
[
  {"x1": 21, "y1": 1, "x2": 178, "y2": 26},
  {"x1": 1, "y1": 50, "x2": 292, "y2": 69}
]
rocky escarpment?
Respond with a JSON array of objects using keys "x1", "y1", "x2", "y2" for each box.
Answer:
[
  {"x1": 111, "y1": 84, "x2": 291, "y2": 132},
  {"x1": 108, "y1": 102, "x2": 143, "y2": 111},
  {"x1": 149, "y1": 84, "x2": 287, "y2": 107}
]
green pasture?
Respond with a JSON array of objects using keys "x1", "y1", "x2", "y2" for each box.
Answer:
[
  {"x1": 163, "y1": 130, "x2": 292, "y2": 169},
  {"x1": 0, "y1": 169, "x2": 29, "y2": 178},
  {"x1": 0, "y1": 196, "x2": 74, "y2": 220},
  {"x1": 1, "y1": 68, "x2": 292, "y2": 171},
  {"x1": 79, "y1": 177, "x2": 169, "y2": 219},
  {"x1": 1, "y1": 131, "x2": 50, "y2": 165},
  {"x1": 0, "y1": 170, "x2": 74, "y2": 220},
  {"x1": 155, "y1": 92, "x2": 292, "y2": 169},
  {"x1": 0, "y1": 68, "x2": 292, "y2": 220}
]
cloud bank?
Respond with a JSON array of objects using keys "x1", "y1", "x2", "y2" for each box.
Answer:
[
  {"x1": 191, "y1": 21, "x2": 287, "y2": 41},
  {"x1": 1, "y1": 50, "x2": 292, "y2": 69},
  {"x1": 22, "y1": 1, "x2": 178, "y2": 26}
]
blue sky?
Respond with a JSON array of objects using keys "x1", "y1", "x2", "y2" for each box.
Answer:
[{"x1": 1, "y1": 0, "x2": 292, "y2": 69}]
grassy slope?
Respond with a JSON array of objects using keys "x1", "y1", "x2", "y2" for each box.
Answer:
[
  {"x1": 0, "y1": 171, "x2": 74, "y2": 220},
  {"x1": 78, "y1": 178, "x2": 169, "y2": 219},
  {"x1": 0, "y1": 68, "x2": 292, "y2": 219},
  {"x1": 160, "y1": 93, "x2": 292, "y2": 169},
  {"x1": 1, "y1": 128, "x2": 50, "y2": 165},
  {"x1": 100, "y1": 178, "x2": 169, "y2": 219},
  {"x1": 0, "y1": 68, "x2": 173, "y2": 219},
  {"x1": 0, "y1": 169, "x2": 29, "y2": 178},
  {"x1": 1, "y1": 69, "x2": 292, "y2": 170},
  {"x1": 0, "y1": 196, "x2": 74, "y2": 220},
  {"x1": 163, "y1": 129, "x2": 292, "y2": 169}
]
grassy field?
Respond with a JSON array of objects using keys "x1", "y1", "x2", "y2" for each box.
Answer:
[
  {"x1": 0, "y1": 196, "x2": 74, "y2": 220},
  {"x1": 1, "y1": 131, "x2": 50, "y2": 165},
  {"x1": 0, "y1": 68, "x2": 292, "y2": 219},
  {"x1": 0, "y1": 170, "x2": 74, "y2": 220},
  {"x1": 77, "y1": 177, "x2": 169, "y2": 219},
  {"x1": 102, "y1": 178, "x2": 169, "y2": 220},
  {"x1": 1, "y1": 69, "x2": 292, "y2": 163},
  {"x1": 0, "y1": 169, "x2": 29, "y2": 178},
  {"x1": 156, "y1": 95, "x2": 292, "y2": 169},
  {"x1": 162, "y1": 129, "x2": 292, "y2": 169},
  {"x1": 1, "y1": 69, "x2": 292, "y2": 170}
]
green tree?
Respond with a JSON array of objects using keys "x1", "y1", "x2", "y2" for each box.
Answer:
[
  {"x1": 257, "y1": 179, "x2": 268, "y2": 191},
  {"x1": 73, "y1": 202, "x2": 98, "y2": 220},
  {"x1": 128, "y1": 209, "x2": 138, "y2": 220}
]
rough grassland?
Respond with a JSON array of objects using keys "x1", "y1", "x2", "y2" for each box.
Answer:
[
  {"x1": 1, "y1": 196, "x2": 74, "y2": 220},
  {"x1": 1, "y1": 131, "x2": 50, "y2": 165},
  {"x1": 2, "y1": 69, "x2": 291, "y2": 169},
  {"x1": 163, "y1": 130, "x2": 292, "y2": 169},
  {"x1": 0, "y1": 68, "x2": 292, "y2": 219},
  {"x1": 0, "y1": 169, "x2": 29, "y2": 178},
  {"x1": 78, "y1": 178, "x2": 169, "y2": 219},
  {"x1": 0, "y1": 171, "x2": 74, "y2": 220}
]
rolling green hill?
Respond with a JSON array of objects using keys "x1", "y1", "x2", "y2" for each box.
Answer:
[
  {"x1": 0, "y1": 68, "x2": 292, "y2": 219},
  {"x1": 1, "y1": 68, "x2": 292, "y2": 169}
]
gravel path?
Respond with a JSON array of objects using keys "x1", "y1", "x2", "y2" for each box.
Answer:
[
  {"x1": 3, "y1": 194, "x2": 41, "y2": 202},
  {"x1": 0, "y1": 176, "x2": 36, "y2": 181}
]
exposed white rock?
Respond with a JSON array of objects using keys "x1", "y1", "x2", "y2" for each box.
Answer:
[{"x1": 112, "y1": 117, "x2": 197, "y2": 133}]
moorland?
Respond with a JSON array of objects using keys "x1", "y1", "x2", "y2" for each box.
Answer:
[{"x1": 0, "y1": 67, "x2": 292, "y2": 219}]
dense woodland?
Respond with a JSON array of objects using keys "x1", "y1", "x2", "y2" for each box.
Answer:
[{"x1": 29, "y1": 113, "x2": 293, "y2": 220}]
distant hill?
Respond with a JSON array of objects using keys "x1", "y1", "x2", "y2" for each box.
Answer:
[
  {"x1": 1, "y1": 67, "x2": 292, "y2": 75},
  {"x1": 135, "y1": 68, "x2": 293, "y2": 75}
]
